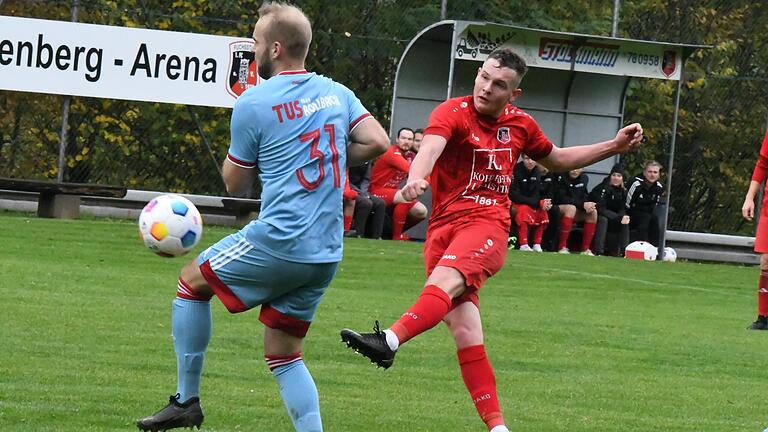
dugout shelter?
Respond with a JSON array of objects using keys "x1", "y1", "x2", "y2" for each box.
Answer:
[{"x1": 392, "y1": 20, "x2": 704, "y2": 246}]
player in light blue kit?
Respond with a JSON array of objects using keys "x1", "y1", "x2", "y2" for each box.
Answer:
[{"x1": 136, "y1": 3, "x2": 389, "y2": 431}]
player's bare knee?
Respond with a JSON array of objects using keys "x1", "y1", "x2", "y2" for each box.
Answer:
[
  {"x1": 560, "y1": 204, "x2": 576, "y2": 218},
  {"x1": 179, "y1": 259, "x2": 212, "y2": 296},
  {"x1": 760, "y1": 254, "x2": 768, "y2": 271},
  {"x1": 263, "y1": 326, "x2": 304, "y2": 357},
  {"x1": 445, "y1": 319, "x2": 483, "y2": 347},
  {"x1": 411, "y1": 202, "x2": 428, "y2": 219}
]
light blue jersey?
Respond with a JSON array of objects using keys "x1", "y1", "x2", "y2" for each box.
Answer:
[{"x1": 227, "y1": 70, "x2": 371, "y2": 263}]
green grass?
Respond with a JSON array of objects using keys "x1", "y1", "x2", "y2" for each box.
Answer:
[{"x1": 1, "y1": 211, "x2": 767, "y2": 431}]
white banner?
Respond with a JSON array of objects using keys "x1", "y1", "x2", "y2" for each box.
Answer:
[
  {"x1": 0, "y1": 16, "x2": 261, "y2": 108},
  {"x1": 455, "y1": 23, "x2": 682, "y2": 80}
]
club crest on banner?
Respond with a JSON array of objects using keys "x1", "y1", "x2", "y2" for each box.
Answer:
[
  {"x1": 661, "y1": 50, "x2": 677, "y2": 78},
  {"x1": 227, "y1": 40, "x2": 259, "y2": 98},
  {"x1": 497, "y1": 127, "x2": 510, "y2": 144}
]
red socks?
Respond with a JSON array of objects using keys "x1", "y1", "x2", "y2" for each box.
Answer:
[
  {"x1": 558, "y1": 216, "x2": 574, "y2": 250},
  {"x1": 344, "y1": 215, "x2": 353, "y2": 231},
  {"x1": 390, "y1": 284, "x2": 452, "y2": 344},
  {"x1": 392, "y1": 202, "x2": 415, "y2": 239},
  {"x1": 581, "y1": 221, "x2": 596, "y2": 252},
  {"x1": 517, "y1": 221, "x2": 529, "y2": 246},
  {"x1": 759, "y1": 270, "x2": 768, "y2": 316},
  {"x1": 458, "y1": 345, "x2": 504, "y2": 430}
]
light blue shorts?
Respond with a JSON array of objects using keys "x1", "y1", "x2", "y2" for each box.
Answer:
[{"x1": 197, "y1": 232, "x2": 338, "y2": 337}]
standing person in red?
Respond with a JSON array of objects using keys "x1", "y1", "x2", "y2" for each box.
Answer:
[
  {"x1": 341, "y1": 48, "x2": 643, "y2": 431},
  {"x1": 369, "y1": 127, "x2": 428, "y2": 240},
  {"x1": 742, "y1": 130, "x2": 768, "y2": 330}
]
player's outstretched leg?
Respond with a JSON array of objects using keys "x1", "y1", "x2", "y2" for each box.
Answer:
[
  {"x1": 267, "y1": 352, "x2": 322, "y2": 431},
  {"x1": 341, "y1": 284, "x2": 453, "y2": 369},
  {"x1": 340, "y1": 321, "x2": 397, "y2": 369},
  {"x1": 137, "y1": 277, "x2": 212, "y2": 431}
]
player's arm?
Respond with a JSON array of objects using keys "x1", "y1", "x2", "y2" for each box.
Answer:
[
  {"x1": 222, "y1": 160, "x2": 258, "y2": 198},
  {"x1": 400, "y1": 134, "x2": 447, "y2": 201},
  {"x1": 744, "y1": 132, "x2": 768, "y2": 220},
  {"x1": 348, "y1": 118, "x2": 389, "y2": 166},
  {"x1": 538, "y1": 123, "x2": 643, "y2": 172}
]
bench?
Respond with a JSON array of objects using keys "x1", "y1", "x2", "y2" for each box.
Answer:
[
  {"x1": 221, "y1": 197, "x2": 261, "y2": 227},
  {"x1": 0, "y1": 177, "x2": 127, "y2": 219}
]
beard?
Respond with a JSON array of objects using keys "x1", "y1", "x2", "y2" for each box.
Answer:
[{"x1": 257, "y1": 54, "x2": 275, "y2": 79}]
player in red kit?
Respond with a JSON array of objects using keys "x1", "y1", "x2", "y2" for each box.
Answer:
[
  {"x1": 341, "y1": 48, "x2": 643, "y2": 431},
  {"x1": 742, "y1": 130, "x2": 768, "y2": 330},
  {"x1": 370, "y1": 127, "x2": 428, "y2": 240}
]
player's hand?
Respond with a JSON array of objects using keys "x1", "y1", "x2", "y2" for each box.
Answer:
[
  {"x1": 614, "y1": 123, "x2": 643, "y2": 153},
  {"x1": 621, "y1": 215, "x2": 630, "y2": 225},
  {"x1": 743, "y1": 198, "x2": 755, "y2": 221},
  {"x1": 584, "y1": 201, "x2": 597, "y2": 213},
  {"x1": 401, "y1": 179, "x2": 430, "y2": 202}
]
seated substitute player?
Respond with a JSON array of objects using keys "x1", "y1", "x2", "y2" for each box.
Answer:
[
  {"x1": 404, "y1": 128, "x2": 424, "y2": 162},
  {"x1": 135, "y1": 3, "x2": 390, "y2": 432},
  {"x1": 369, "y1": 127, "x2": 428, "y2": 240},
  {"x1": 554, "y1": 168, "x2": 598, "y2": 255},
  {"x1": 340, "y1": 48, "x2": 643, "y2": 432},
  {"x1": 742, "y1": 130, "x2": 768, "y2": 330},
  {"x1": 537, "y1": 162, "x2": 560, "y2": 251},
  {"x1": 347, "y1": 161, "x2": 387, "y2": 239},
  {"x1": 626, "y1": 160, "x2": 664, "y2": 246},
  {"x1": 509, "y1": 154, "x2": 549, "y2": 252},
  {"x1": 589, "y1": 164, "x2": 630, "y2": 256}
]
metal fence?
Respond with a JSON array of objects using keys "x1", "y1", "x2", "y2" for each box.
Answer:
[{"x1": 1, "y1": 0, "x2": 767, "y2": 235}]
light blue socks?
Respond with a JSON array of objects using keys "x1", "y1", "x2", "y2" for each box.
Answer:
[{"x1": 172, "y1": 297, "x2": 212, "y2": 402}]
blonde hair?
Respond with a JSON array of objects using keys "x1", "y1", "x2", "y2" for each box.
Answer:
[{"x1": 258, "y1": 2, "x2": 312, "y2": 60}]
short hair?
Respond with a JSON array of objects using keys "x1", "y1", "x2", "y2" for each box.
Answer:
[
  {"x1": 644, "y1": 160, "x2": 662, "y2": 170},
  {"x1": 487, "y1": 48, "x2": 528, "y2": 83},
  {"x1": 258, "y1": 2, "x2": 312, "y2": 60},
  {"x1": 397, "y1": 127, "x2": 414, "y2": 138},
  {"x1": 414, "y1": 128, "x2": 424, "y2": 135}
]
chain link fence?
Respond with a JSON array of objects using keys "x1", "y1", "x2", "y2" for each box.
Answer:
[{"x1": 1, "y1": 0, "x2": 767, "y2": 235}]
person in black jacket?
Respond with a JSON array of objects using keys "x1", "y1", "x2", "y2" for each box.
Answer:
[
  {"x1": 537, "y1": 163, "x2": 560, "y2": 251},
  {"x1": 590, "y1": 164, "x2": 630, "y2": 256},
  {"x1": 509, "y1": 155, "x2": 550, "y2": 251},
  {"x1": 626, "y1": 161, "x2": 664, "y2": 246},
  {"x1": 554, "y1": 168, "x2": 597, "y2": 254},
  {"x1": 348, "y1": 162, "x2": 387, "y2": 239}
]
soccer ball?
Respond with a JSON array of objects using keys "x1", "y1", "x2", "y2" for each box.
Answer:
[
  {"x1": 625, "y1": 240, "x2": 658, "y2": 261},
  {"x1": 663, "y1": 246, "x2": 677, "y2": 262},
  {"x1": 139, "y1": 194, "x2": 203, "y2": 257}
]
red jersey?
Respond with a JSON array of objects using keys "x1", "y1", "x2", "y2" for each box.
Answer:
[
  {"x1": 370, "y1": 145, "x2": 411, "y2": 190},
  {"x1": 424, "y1": 96, "x2": 553, "y2": 228},
  {"x1": 752, "y1": 130, "x2": 768, "y2": 183}
]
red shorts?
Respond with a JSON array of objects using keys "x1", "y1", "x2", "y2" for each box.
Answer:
[
  {"x1": 756, "y1": 214, "x2": 768, "y2": 253},
  {"x1": 370, "y1": 187, "x2": 398, "y2": 206},
  {"x1": 424, "y1": 219, "x2": 509, "y2": 309},
  {"x1": 513, "y1": 203, "x2": 549, "y2": 226}
]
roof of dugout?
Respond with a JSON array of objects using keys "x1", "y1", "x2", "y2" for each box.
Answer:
[{"x1": 391, "y1": 20, "x2": 707, "y2": 244}]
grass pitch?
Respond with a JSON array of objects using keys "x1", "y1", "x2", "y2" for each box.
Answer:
[{"x1": 1, "y1": 211, "x2": 767, "y2": 431}]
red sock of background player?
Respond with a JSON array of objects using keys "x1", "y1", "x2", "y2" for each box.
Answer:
[
  {"x1": 385, "y1": 285, "x2": 451, "y2": 349},
  {"x1": 517, "y1": 221, "x2": 529, "y2": 247},
  {"x1": 558, "y1": 216, "x2": 574, "y2": 250},
  {"x1": 533, "y1": 223, "x2": 546, "y2": 245},
  {"x1": 581, "y1": 221, "x2": 596, "y2": 252},
  {"x1": 458, "y1": 345, "x2": 505, "y2": 430},
  {"x1": 392, "y1": 203, "x2": 412, "y2": 239},
  {"x1": 759, "y1": 269, "x2": 768, "y2": 317},
  {"x1": 403, "y1": 213, "x2": 424, "y2": 232},
  {"x1": 344, "y1": 215, "x2": 353, "y2": 231}
]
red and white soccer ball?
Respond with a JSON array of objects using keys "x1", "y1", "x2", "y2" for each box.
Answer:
[
  {"x1": 139, "y1": 194, "x2": 203, "y2": 257},
  {"x1": 625, "y1": 240, "x2": 658, "y2": 261}
]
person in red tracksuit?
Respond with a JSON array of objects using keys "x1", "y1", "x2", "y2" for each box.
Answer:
[
  {"x1": 742, "y1": 130, "x2": 768, "y2": 330},
  {"x1": 369, "y1": 127, "x2": 428, "y2": 240},
  {"x1": 340, "y1": 48, "x2": 644, "y2": 432}
]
